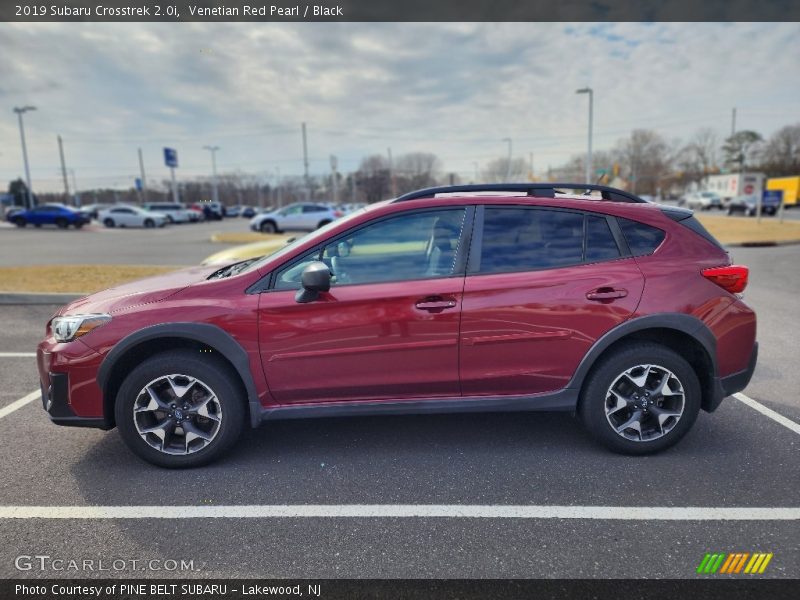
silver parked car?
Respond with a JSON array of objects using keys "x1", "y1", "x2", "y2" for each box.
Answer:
[{"x1": 249, "y1": 202, "x2": 344, "y2": 233}]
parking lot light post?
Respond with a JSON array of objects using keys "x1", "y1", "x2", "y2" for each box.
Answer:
[
  {"x1": 203, "y1": 145, "x2": 220, "y2": 205},
  {"x1": 576, "y1": 87, "x2": 593, "y2": 184},
  {"x1": 13, "y1": 106, "x2": 36, "y2": 209}
]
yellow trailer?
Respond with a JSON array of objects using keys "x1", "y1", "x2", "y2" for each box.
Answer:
[{"x1": 767, "y1": 176, "x2": 800, "y2": 207}]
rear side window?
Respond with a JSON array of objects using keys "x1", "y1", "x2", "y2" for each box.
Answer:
[
  {"x1": 477, "y1": 208, "x2": 584, "y2": 274},
  {"x1": 585, "y1": 215, "x2": 621, "y2": 262},
  {"x1": 618, "y1": 218, "x2": 665, "y2": 256}
]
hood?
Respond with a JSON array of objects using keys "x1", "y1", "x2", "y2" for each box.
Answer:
[{"x1": 58, "y1": 264, "x2": 221, "y2": 315}]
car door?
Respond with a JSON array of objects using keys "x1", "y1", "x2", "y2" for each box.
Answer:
[
  {"x1": 257, "y1": 206, "x2": 472, "y2": 403},
  {"x1": 277, "y1": 204, "x2": 305, "y2": 230},
  {"x1": 459, "y1": 205, "x2": 644, "y2": 397}
]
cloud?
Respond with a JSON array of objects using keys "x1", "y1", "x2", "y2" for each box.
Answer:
[{"x1": 0, "y1": 22, "x2": 798, "y2": 191}]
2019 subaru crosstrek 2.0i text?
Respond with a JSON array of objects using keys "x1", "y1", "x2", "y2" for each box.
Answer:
[{"x1": 37, "y1": 184, "x2": 758, "y2": 467}]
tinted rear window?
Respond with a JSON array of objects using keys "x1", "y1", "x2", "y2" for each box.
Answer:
[
  {"x1": 618, "y1": 218, "x2": 665, "y2": 256},
  {"x1": 477, "y1": 208, "x2": 584, "y2": 274}
]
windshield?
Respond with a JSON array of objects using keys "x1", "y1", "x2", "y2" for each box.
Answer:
[{"x1": 238, "y1": 207, "x2": 372, "y2": 275}]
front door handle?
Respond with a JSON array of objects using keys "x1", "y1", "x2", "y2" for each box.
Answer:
[
  {"x1": 586, "y1": 287, "x2": 628, "y2": 301},
  {"x1": 415, "y1": 296, "x2": 457, "y2": 311}
]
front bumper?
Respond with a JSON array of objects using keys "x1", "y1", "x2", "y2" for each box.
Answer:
[
  {"x1": 41, "y1": 372, "x2": 111, "y2": 429},
  {"x1": 37, "y1": 338, "x2": 111, "y2": 429}
]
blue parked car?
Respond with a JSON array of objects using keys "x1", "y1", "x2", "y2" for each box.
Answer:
[{"x1": 6, "y1": 204, "x2": 91, "y2": 229}]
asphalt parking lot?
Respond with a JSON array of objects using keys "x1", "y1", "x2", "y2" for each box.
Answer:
[{"x1": 0, "y1": 233, "x2": 798, "y2": 579}]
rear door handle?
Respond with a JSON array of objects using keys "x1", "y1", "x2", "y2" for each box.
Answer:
[
  {"x1": 586, "y1": 287, "x2": 628, "y2": 301},
  {"x1": 415, "y1": 296, "x2": 458, "y2": 311}
]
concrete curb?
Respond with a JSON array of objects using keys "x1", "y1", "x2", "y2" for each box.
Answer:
[
  {"x1": 725, "y1": 239, "x2": 800, "y2": 248},
  {"x1": 0, "y1": 292, "x2": 83, "y2": 305}
]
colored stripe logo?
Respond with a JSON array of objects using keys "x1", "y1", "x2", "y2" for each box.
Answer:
[{"x1": 697, "y1": 552, "x2": 773, "y2": 574}]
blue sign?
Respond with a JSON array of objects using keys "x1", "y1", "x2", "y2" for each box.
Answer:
[
  {"x1": 135, "y1": 177, "x2": 143, "y2": 191},
  {"x1": 763, "y1": 189, "x2": 783, "y2": 204},
  {"x1": 163, "y1": 147, "x2": 178, "y2": 168}
]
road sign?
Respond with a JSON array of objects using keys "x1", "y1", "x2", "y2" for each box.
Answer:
[
  {"x1": 135, "y1": 177, "x2": 143, "y2": 191},
  {"x1": 163, "y1": 147, "x2": 178, "y2": 168},
  {"x1": 763, "y1": 190, "x2": 783, "y2": 203}
]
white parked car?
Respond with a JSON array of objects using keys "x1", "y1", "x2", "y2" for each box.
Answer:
[
  {"x1": 98, "y1": 206, "x2": 168, "y2": 228},
  {"x1": 249, "y1": 202, "x2": 344, "y2": 233},
  {"x1": 682, "y1": 192, "x2": 722, "y2": 211},
  {"x1": 143, "y1": 202, "x2": 193, "y2": 223}
]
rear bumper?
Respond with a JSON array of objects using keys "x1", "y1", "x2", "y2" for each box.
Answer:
[{"x1": 708, "y1": 342, "x2": 758, "y2": 412}]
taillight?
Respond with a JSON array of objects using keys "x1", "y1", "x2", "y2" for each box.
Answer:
[
  {"x1": 333, "y1": 211, "x2": 343, "y2": 218},
  {"x1": 702, "y1": 265, "x2": 749, "y2": 294}
]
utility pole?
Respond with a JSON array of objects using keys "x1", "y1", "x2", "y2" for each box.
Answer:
[
  {"x1": 301, "y1": 122, "x2": 310, "y2": 200},
  {"x1": 203, "y1": 145, "x2": 220, "y2": 205},
  {"x1": 13, "y1": 106, "x2": 36, "y2": 209},
  {"x1": 57, "y1": 135, "x2": 70, "y2": 203},
  {"x1": 502, "y1": 138, "x2": 512, "y2": 180},
  {"x1": 275, "y1": 167, "x2": 282, "y2": 207},
  {"x1": 731, "y1": 107, "x2": 737, "y2": 137},
  {"x1": 330, "y1": 155, "x2": 338, "y2": 205},
  {"x1": 387, "y1": 147, "x2": 397, "y2": 197},
  {"x1": 137, "y1": 148, "x2": 149, "y2": 204},
  {"x1": 529, "y1": 151, "x2": 534, "y2": 181},
  {"x1": 576, "y1": 87, "x2": 594, "y2": 184},
  {"x1": 473, "y1": 162, "x2": 479, "y2": 183},
  {"x1": 68, "y1": 170, "x2": 81, "y2": 206}
]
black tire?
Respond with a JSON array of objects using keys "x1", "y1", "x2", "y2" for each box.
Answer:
[
  {"x1": 74, "y1": 222, "x2": 84, "y2": 229},
  {"x1": 260, "y1": 220, "x2": 278, "y2": 234},
  {"x1": 114, "y1": 351, "x2": 246, "y2": 468},
  {"x1": 55, "y1": 218, "x2": 69, "y2": 229},
  {"x1": 579, "y1": 343, "x2": 701, "y2": 455},
  {"x1": 144, "y1": 218, "x2": 155, "y2": 228},
  {"x1": 166, "y1": 215, "x2": 174, "y2": 224},
  {"x1": 317, "y1": 219, "x2": 332, "y2": 229},
  {"x1": 103, "y1": 218, "x2": 115, "y2": 228},
  {"x1": 14, "y1": 217, "x2": 26, "y2": 228}
]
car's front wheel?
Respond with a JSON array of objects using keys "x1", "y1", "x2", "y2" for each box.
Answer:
[
  {"x1": 103, "y1": 218, "x2": 115, "y2": 228},
  {"x1": 13, "y1": 217, "x2": 26, "y2": 227},
  {"x1": 579, "y1": 343, "x2": 700, "y2": 455},
  {"x1": 115, "y1": 351, "x2": 246, "y2": 468},
  {"x1": 144, "y1": 218, "x2": 155, "y2": 228},
  {"x1": 260, "y1": 220, "x2": 278, "y2": 234}
]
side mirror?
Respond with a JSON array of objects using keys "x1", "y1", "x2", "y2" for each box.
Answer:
[{"x1": 295, "y1": 261, "x2": 331, "y2": 304}]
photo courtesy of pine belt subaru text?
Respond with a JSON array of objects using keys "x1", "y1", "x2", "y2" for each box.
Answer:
[{"x1": 37, "y1": 183, "x2": 758, "y2": 467}]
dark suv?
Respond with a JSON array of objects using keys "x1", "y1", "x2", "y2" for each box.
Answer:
[{"x1": 37, "y1": 184, "x2": 757, "y2": 467}]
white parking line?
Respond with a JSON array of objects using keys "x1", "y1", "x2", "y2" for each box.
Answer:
[
  {"x1": 733, "y1": 392, "x2": 800, "y2": 436},
  {"x1": 0, "y1": 352, "x2": 36, "y2": 358},
  {"x1": 0, "y1": 390, "x2": 40, "y2": 420},
  {"x1": 0, "y1": 505, "x2": 797, "y2": 520}
]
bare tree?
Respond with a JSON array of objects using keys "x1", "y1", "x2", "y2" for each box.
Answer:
[
  {"x1": 394, "y1": 152, "x2": 441, "y2": 193},
  {"x1": 482, "y1": 157, "x2": 529, "y2": 183},
  {"x1": 355, "y1": 154, "x2": 390, "y2": 203},
  {"x1": 616, "y1": 129, "x2": 673, "y2": 195},
  {"x1": 760, "y1": 123, "x2": 800, "y2": 177}
]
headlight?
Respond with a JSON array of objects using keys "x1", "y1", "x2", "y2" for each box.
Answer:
[{"x1": 51, "y1": 314, "x2": 111, "y2": 342}]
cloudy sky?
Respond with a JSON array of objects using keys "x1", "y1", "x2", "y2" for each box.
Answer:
[{"x1": 1, "y1": 22, "x2": 799, "y2": 192}]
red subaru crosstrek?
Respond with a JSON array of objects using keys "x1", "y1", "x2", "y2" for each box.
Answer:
[{"x1": 37, "y1": 184, "x2": 758, "y2": 467}]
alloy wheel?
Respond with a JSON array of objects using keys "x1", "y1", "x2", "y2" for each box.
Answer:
[
  {"x1": 133, "y1": 374, "x2": 222, "y2": 455},
  {"x1": 604, "y1": 364, "x2": 685, "y2": 442}
]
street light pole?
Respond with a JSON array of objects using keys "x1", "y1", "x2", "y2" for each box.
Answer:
[
  {"x1": 13, "y1": 106, "x2": 36, "y2": 209},
  {"x1": 501, "y1": 138, "x2": 512, "y2": 180},
  {"x1": 576, "y1": 87, "x2": 593, "y2": 184},
  {"x1": 203, "y1": 145, "x2": 220, "y2": 205}
]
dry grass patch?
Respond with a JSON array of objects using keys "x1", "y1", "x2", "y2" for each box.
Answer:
[
  {"x1": 0, "y1": 264, "x2": 179, "y2": 294},
  {"x1": 695, "y1": 214, "x2": 800, "y2": 245}
]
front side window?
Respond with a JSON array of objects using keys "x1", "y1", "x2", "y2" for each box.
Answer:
[
  {"x1": 281, "y1": 205, "x2": 303, "y2": 216},
  {"x1": 273, "y1": 208, "x2": 466, "y2": 290},
  {"x1": 476, "y1": 208, "x2": 584, "y2": 274}
]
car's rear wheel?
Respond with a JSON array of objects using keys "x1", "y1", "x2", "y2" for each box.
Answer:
[
  {"x1": 579, "y1": 343, "x2": 700, "y2": 455},
  {"x1": 115, "y1": 351, "x2": 246, "y2": 468},
  {"x1": 55, "y1": 218, "x2": 69, "y2": 229},
  {"x1": 260, "y1": 220, "x2": 277, "y2": 234},
  {"x1": 144, "y1": 218, "x2": 155, "y2": 228},
  {"x1": 74, "y1": 222, "x2": 84, "y2": 229},
  {"x1": 14, "y1": 217, "x2": 26, "y2": 227},
  {"x1": 317, "y1": 219, "x2": 332, "y2": 229},
  {"x1": 103, "y1": 218, "x2": 115, "y2": 228}
]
